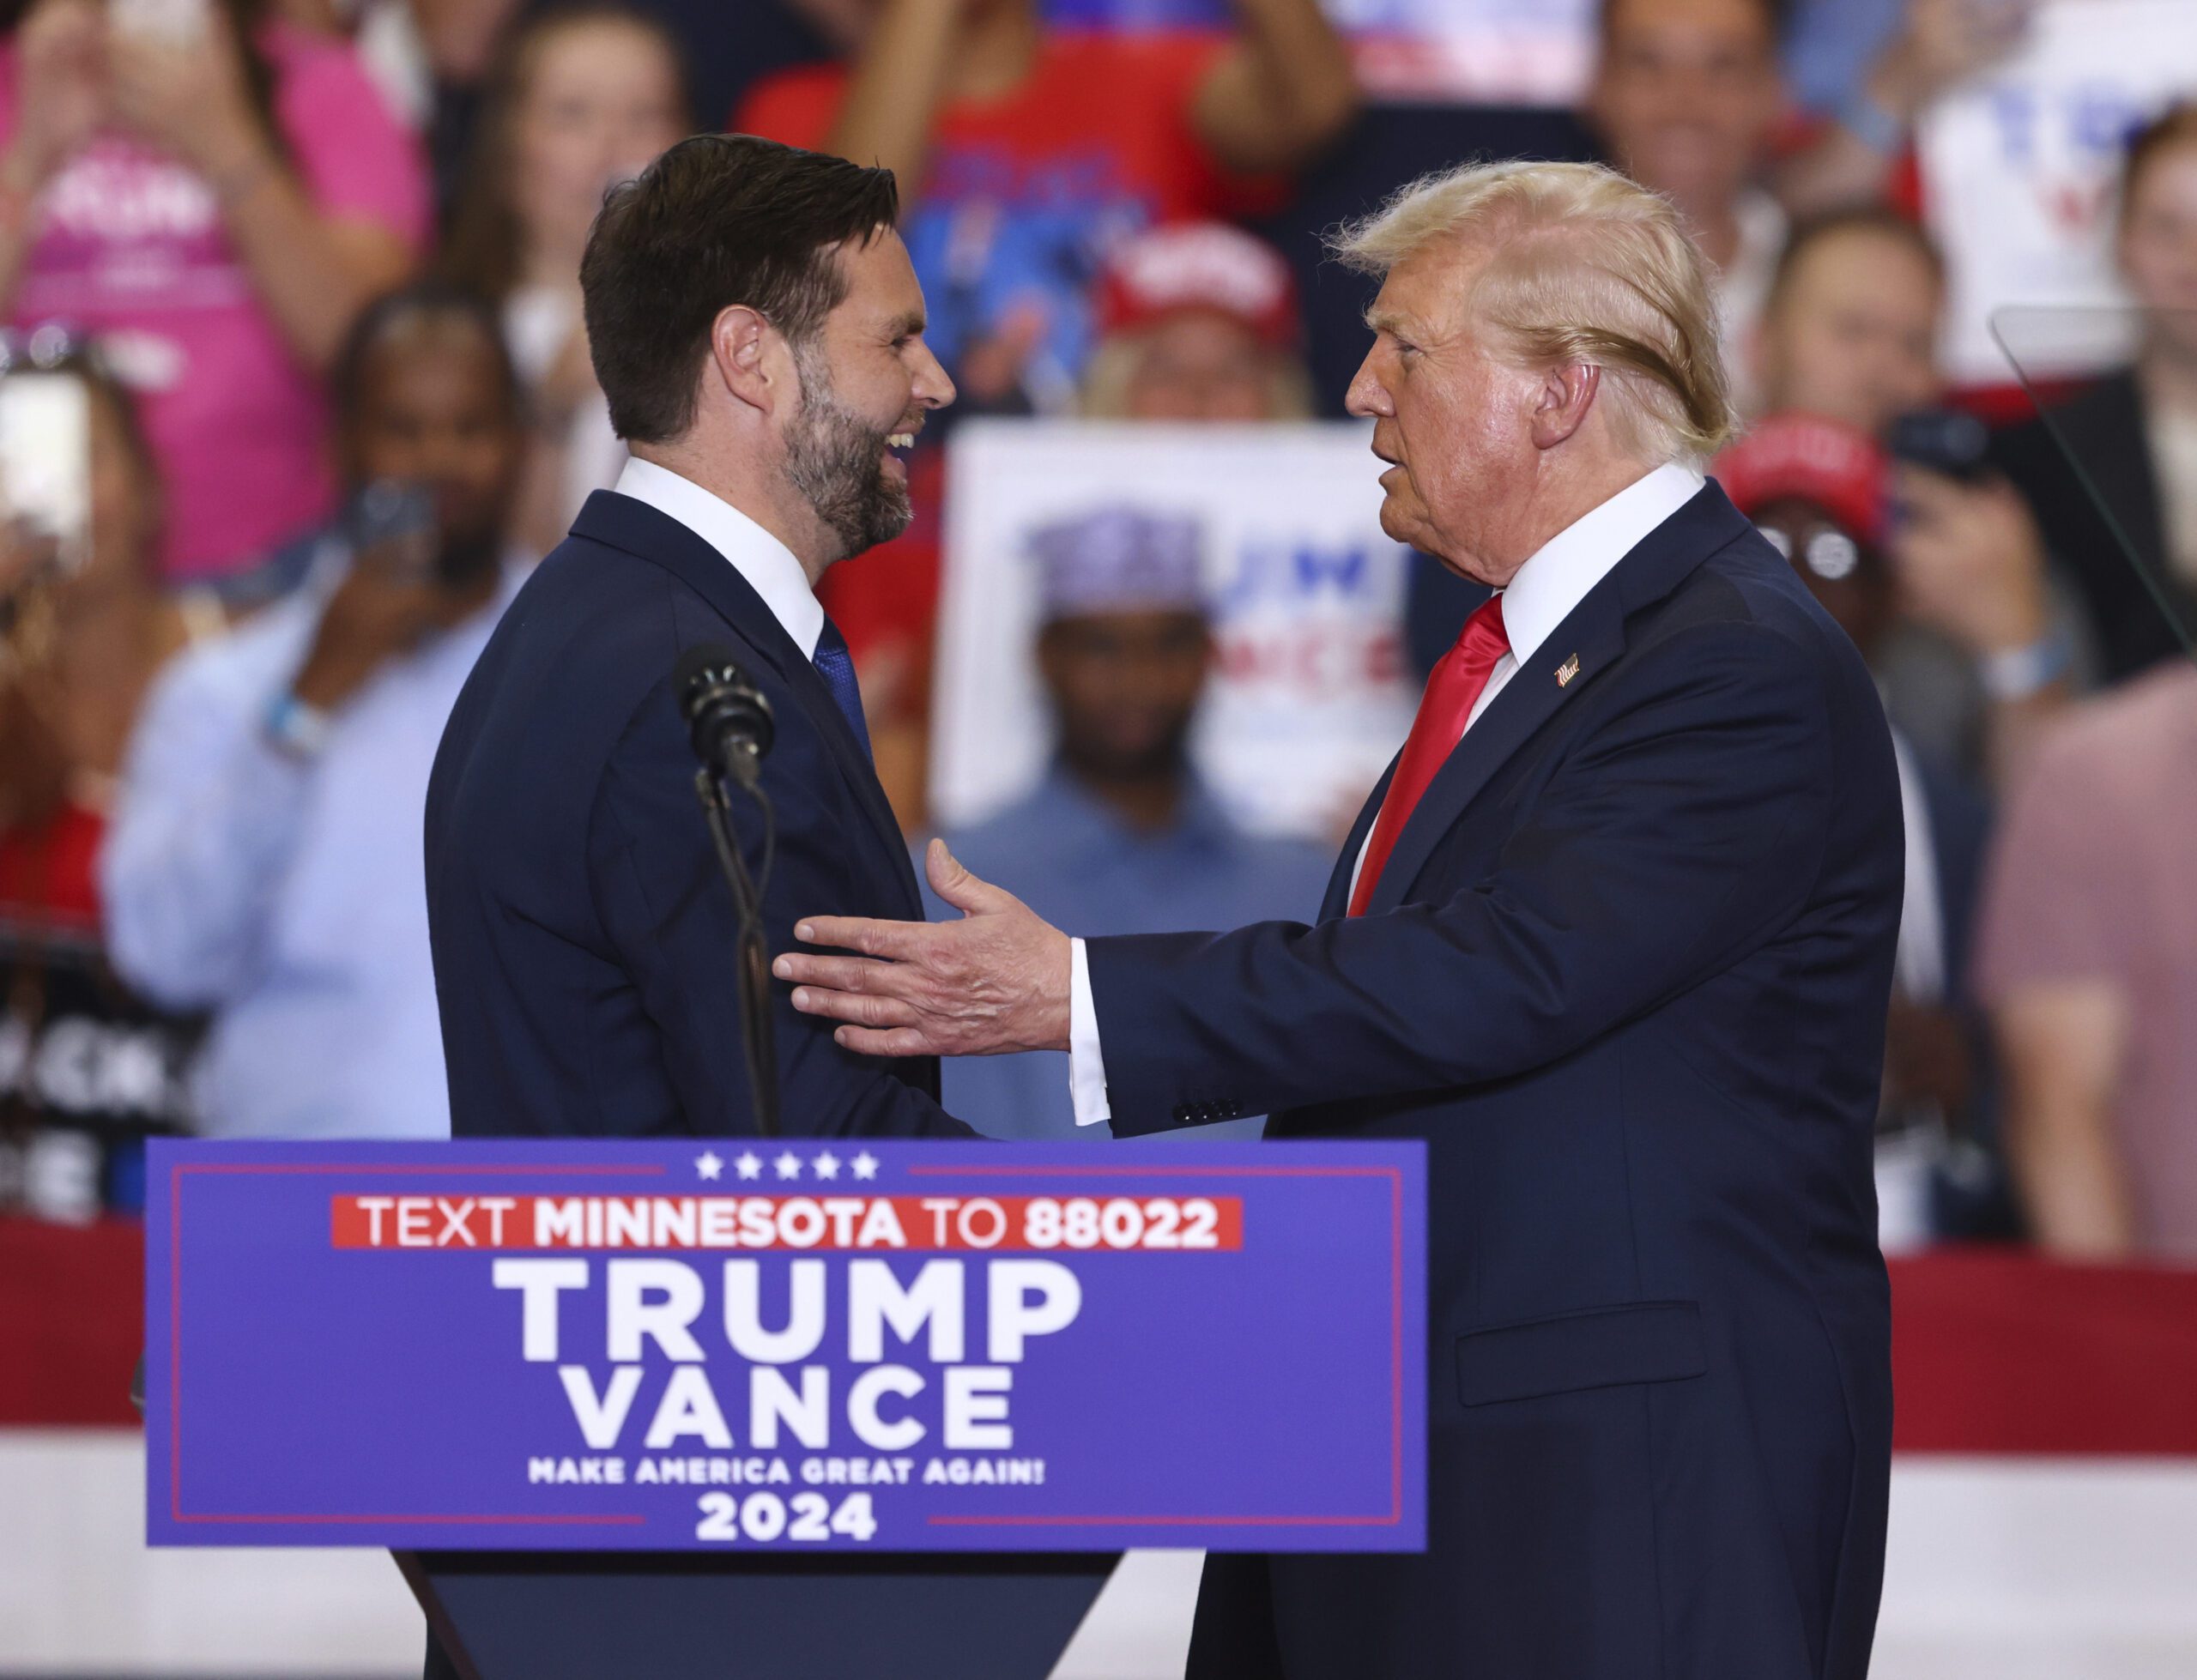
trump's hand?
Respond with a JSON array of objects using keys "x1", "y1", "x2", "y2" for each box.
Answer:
[{"x1": 774, "y1": 840, "x2": 1073, "y2": 1057}]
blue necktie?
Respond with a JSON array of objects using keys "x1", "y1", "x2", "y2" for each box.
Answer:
[{"x1": 811, "y1": 618, "x2": 871, "y2": 758}]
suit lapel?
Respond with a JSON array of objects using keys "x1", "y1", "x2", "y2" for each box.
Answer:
[
  {"x1": 1363, "y1": 600, "x2": 1626, "y2": 915},
  {"x1": 572, "y1": 492, "x2": 923, "y2": 920},
  {"x1": 1364, "y1": 482, "x2": 1750, "y2": 916}
]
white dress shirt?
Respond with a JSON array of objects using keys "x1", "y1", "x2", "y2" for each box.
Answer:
[
  {"x1": 1067, "y1": 461, "x2": 1708, "y2": 1127},
  {"x1": 614, "y1": 456, "x2": 825, "y2": 656}
]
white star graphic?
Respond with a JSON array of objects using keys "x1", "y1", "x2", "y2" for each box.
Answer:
[
  {"x1": 851, "y1": 1151, "x2": 880, "y2": 1181},
  {"x1": 734, "y1": 1151, "x2": 763, "y2": 1181},
  {"x1": 812, "y1": 1150, "x2": 841, "y2": 1180},
  {"x1": 773, "y1": 1151, "x2": 803, "y2": 1180},
  {"x1": 695, "y1": 1151, "x2": 724, "y2": 1181}
]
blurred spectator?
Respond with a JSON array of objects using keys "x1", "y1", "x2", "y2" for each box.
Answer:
[
  {"x1": 1998, "y1": 101, "x2": 2197, "y2": 685},
  {"x1": 735, "y1": 0, "x2": 1357, "y2": 418},
  {"x1": 412, "y1": 0, "x2": 832, "y2": 206},
  {"x1": 102, "y1": 287, "x2": 524, "y2": 1139},
  {"x1": 440, "y1": 3, "x2": 688, "y2": 554},
  {"x1": 1079, "y1": 218, "x2": 1312, "y2": 420},
  {"x1": 1719, "y1": 414, "x2": 2007, "y2": 1248},
  {"x1": 1588, "y1": 0, "x2": 1785, "y2": 414},
  {"x1": 1751, "y1": 206, "x2": 1944, "y2": 441},
  {"x1": 1749, "y1": 207, "x2": 2087, "y2": 787},
  {"x1": 1776, "y1": 0, "x2": 2031, "y2": 215},
  {"x1": 0, "y1": 345, "x2": 203, "y2": 1219},
  {"x1": 0, "y1": 0, "x2": 430, "y2": 587},
  {"x1": 922, "y1": 505, "x2": 1328, "y2": 1138},
  {"x1": 1973, "y1": 661, "x2": 2197, "y2": 1260}
]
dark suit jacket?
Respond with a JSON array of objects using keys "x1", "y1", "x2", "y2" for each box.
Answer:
[
  {"x1": 1086, "y1": 484, "x2": 1903, "y2": 1680},
  {"x1": 1995, "y1": 369, "x2": 2195, "y2": 683},
  {"x1": 425, "y1": 490, "x2": 968, "y2": 1140}
]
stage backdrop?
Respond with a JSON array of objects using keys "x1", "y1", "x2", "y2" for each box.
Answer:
[{"x1": 932, "y1": 420, "x2": 1419, "y2": 841}]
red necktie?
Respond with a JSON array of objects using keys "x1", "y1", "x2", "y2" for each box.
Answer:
[{"x1": 1348, "y1": 595, "x2": 1510, "y2": 916}]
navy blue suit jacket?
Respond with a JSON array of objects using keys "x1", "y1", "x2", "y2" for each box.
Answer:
[
  {"x1": 1086, "y1": 484, "x2": 1902, "y2": 1680},
  {"x1": 425, "y1": 490, "x2": 968, "y2": 1140}
]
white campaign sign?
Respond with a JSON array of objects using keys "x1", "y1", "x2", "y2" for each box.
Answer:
[
  {"x1": 1917, "y1": 0, "x2": 2197, "y2": 386},
  {"x1": 1323, "y1": 0, "x2": 1595, "y2": 106},
  {"x1": 931, "y1": 420, "x2": 1418, "y2": 839}
]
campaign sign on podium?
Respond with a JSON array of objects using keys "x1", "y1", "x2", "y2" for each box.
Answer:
[{"x1": 145, "y1": 1139, "x2": 1425, "y2": 1554}]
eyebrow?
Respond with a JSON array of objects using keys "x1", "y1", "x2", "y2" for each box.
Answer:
[
  {"x1": 1363, "y1": 305, "x2": 1417, "y2": 338},
  {"x1": 883, "y1": 310, "x2": 927, "y2": 341}
]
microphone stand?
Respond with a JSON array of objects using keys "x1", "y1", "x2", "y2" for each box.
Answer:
[{"x1": 693, "y1": 764, "x2": 781, "y2": 1138}]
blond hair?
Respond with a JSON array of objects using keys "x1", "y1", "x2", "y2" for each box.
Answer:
[{"x1": 1331, "y1": 160, "x2": 1736, "y2": 463}]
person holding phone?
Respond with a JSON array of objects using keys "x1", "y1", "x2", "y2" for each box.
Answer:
[
  {"x1": 101, "y1": 285, "x2": 524, "y2": 1140},
  {"x1": 0, "y1": 343, "x2": 204, "y2": 1217},
  {"x1": 0, "y1": 0, "x2": 429, "y2": 585}
]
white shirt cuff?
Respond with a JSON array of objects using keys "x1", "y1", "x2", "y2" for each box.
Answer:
[{"x1": 1067, "y1": 937, "x2": 1111, "y2": 1127}]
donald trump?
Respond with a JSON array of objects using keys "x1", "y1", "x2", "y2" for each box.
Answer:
[{"x1": 776, "y1": 160, "x2": 1903, "y2": 1680}]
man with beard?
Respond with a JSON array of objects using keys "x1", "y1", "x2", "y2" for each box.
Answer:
[
  {"x1": 920, "y1": 506, "x2": 1328, "y2": 1138},
  {"x1": 425, "y1": 134, "x2": 974, "y2": 1144}
]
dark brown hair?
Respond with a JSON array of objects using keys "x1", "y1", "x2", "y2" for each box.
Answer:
[
  {"x1": 2121, "y1": 101, "x2": 2197, "y2": 216},
  {"x1": 580, "y1": 134, "x2": 900, "y2": 444},
  {"x1": 1767, "y1": 206, "x2": 1946, "y2": 312},
  {"x1": 439, "y1": 3, "x2": 690, "y2": 305}
]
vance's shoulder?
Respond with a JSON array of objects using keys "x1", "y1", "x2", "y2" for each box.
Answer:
[{"x1": 461, "y1": 533, "x2": 701, "y2": 770}]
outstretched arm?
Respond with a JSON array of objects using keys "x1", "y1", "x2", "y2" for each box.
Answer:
[{"x1": 778, "y1": 621, "x2": 1867, "y2": 1129}]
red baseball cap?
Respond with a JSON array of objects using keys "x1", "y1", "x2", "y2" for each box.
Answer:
[
  {"x1": 1715, "y1": 414, "x2": 1891, "y2": 547},
  {"x1": 1094, "y1": 221, "x2": 1300, "y2": 349}
]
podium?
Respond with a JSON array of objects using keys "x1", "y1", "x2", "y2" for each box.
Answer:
[
  {"x1": 145, "y1": 1139, "x2": 1423, "y2": 1679},
  {"x1": 403, "y1": 1550, "x2": 1117, "y2": 1680}
]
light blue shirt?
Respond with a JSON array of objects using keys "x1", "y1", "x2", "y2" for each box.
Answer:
[
  {"x1": 102, "y1": 558, "x2": 524, "y2": 1140},
  {"x1": 925, "y1": 765, "x2": 1331, "y2": 1139}
]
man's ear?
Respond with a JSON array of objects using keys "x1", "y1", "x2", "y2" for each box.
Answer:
[
  {"x1": 1529, "y1": 360, "x2": 1601, "y2": 451},
  {"x1": 708, "y1": 305, "x2": 782, "y2": 417}
]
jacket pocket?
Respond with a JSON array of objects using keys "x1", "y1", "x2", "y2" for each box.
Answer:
[{"x1": 1456, "y1": 1300, "x2": 1705, "y2": 1407}]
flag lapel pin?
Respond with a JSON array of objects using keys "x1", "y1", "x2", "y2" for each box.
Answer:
[{"x1": 1556, "y1": 653, "x2": 1581, "y2": 687}]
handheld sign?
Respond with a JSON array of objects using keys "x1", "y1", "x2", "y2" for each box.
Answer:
[{"x1": 146, "y1": 1139, "x2": 1425, "y2": 1552}]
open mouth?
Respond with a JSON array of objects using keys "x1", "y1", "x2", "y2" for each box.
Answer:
[{"x1": 881, "y1": 424, "x2": 922, "y2": 478}]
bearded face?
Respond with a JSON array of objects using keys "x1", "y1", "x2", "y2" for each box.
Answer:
[{"x1": 783, "y1": 337, "x2": 915, "y2": 561}]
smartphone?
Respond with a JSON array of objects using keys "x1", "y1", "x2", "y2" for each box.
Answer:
[
  {"x1": 343, "y1": 479, "x2": 439, "y2": 579},
  {"x1": 1886, "y1": 408, "x2": 1996, "y2": 484},
  {"x1": 0, "y1": 372, "x2": 93, "y2": 581}
]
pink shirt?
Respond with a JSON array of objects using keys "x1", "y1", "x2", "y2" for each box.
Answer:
[
  {"x1": 1973, "y1": 663, "x2": 2197, "y2": 1260},
  {"x1": 0, "y1": 25, "x2": 430, "y2": 583}
]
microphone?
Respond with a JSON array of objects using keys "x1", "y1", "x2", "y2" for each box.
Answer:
[
  {"x1": 675, "y1": 643, "x2": 774, "y2": 789},
  {"x1": 672, "y1": 642, "x2": 782, "y2": 1136}
]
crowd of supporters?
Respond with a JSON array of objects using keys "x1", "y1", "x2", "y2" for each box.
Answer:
[{"x1": 1, "y1": 0, "x2": 2193, "y2": 1266}]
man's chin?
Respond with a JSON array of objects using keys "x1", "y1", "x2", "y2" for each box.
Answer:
[{"x1": 1375, "y1": 496, "x2": 1428, "y2": 553}]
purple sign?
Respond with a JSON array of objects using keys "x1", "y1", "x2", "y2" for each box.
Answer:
[{"x1": 145, "y1": 1139, "x2": 1425, "y2": 1552}]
